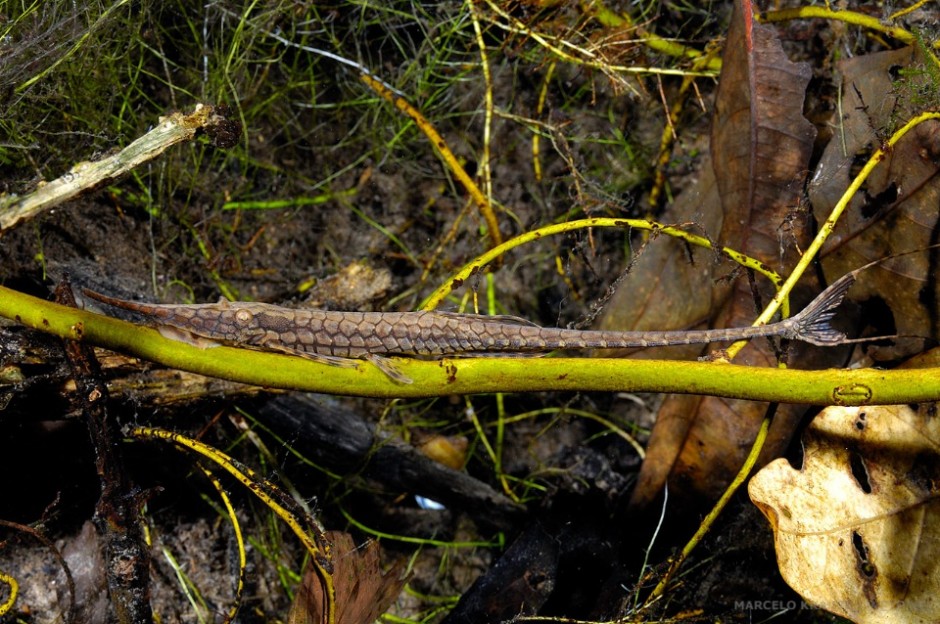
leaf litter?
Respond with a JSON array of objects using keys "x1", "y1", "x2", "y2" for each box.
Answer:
[{"x1": 750, "y1": 401, "x2": 940, "y2": 624}]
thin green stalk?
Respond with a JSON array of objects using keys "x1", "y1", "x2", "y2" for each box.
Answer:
[
  {"x1": 648, "y1": 407, "x2": 775, "y2": 601},
  {"x1": 1, "y1": 285, "x2": 939, "y2": 404},
  {"x1": 742, "y1": 112, "x2": 940, "y2": 343}
]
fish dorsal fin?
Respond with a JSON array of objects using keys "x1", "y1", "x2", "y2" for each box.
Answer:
[{"x1": 430, "y1": 311, "x2": 541, "y2": 328}]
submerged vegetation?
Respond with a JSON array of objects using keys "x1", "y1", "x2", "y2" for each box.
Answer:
[{"x1": 1, "y1": 1, "x2": 937, "y2": 622}]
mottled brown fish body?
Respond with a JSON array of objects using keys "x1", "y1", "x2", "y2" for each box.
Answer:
[
  {"x1": 84, "y1": 272, "x2": 853, "y2": 360},
  {"x1": 82, "y1": 292, "x2": 261, "y2": 344}
]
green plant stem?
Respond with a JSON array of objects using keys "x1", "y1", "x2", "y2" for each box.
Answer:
[
  {"x1": 583, "y1": 1, "x2": 723, "y2": 72},
  {"x1": 2, "y1": 286, "x2": 939, "y2": 404},
  {"x1": 419, "y1": 218, "x2": 787, "y2": 313},
  {"x1": 758, "y1": 6, "x2": 940, "y2": 49},
  {"x1": 648, "y1": 408, "x2": 774, "y2": 601},
  {"x1": 734, "y1": 111, "x2": 940, "y2": 362}
]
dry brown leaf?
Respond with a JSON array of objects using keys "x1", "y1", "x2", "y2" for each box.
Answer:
[
  {"x1": 710, "y1": 0, "x2": 816, "y2": 268},
  {"x1": 809, "y1": 46, "x2": 940, "y2": 360},
  {"x1": 749, "y1": 404, "x2": 940, "y2": 623},
  {"x1": 595, "y1": 161, "x2": 722, "y2": 355},
  {"x1": 287, "y1": 531, "x2": 408, "y2": 624},
  {"x1": 626, "y1": 0, "x2": 822, "y2": 510},
  {"x1": 413, "y1": 432, "x2": 469, "y2": 470}
]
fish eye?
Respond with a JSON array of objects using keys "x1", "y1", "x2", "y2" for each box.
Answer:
[{"x1": 234, "y1": 308, "x2": 254, "y2": 326}]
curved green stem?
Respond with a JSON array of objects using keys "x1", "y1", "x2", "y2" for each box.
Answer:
[
  {"x1": 758, "y1": 6, "x2": 940, "y2": 49},
  {"x1": 752, "y1": 113, "x2": 940, "y2": 327},
  {"x1": 1, "y1": 286, "x2": 938, "y2": 405},
  {"x1": 420, "y1": 218, "x2": 787, "y2": 314}
]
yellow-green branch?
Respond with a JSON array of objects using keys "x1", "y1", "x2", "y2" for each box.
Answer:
[
  {"x1": 2, "y1": 286, "x2": 939, "y2": 405},
  {"x1": 419, "y1": 218, "x2": 787, "y2": 313},
  {"x1": 758, "y1": 6, "x2": 940, "y2": 50},
  {"x1": 360, "y1": 73, "x2": 504, "y2": 249}
]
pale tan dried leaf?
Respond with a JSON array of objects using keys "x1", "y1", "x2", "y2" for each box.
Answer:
[{"x1": 749, "y1": 404, "x2": 940, "y2": 623}]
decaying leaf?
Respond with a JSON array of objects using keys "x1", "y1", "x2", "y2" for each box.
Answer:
[
  {"x1": 749, "y1": 404, "x2": 940, "y2": 623},
  {"x1": 287, "y1": 531, "x2": 408, "y2": 624},
  {"x1": 809, "y1": 46, "x2": 940, "y2": 360},
  {"x1": 710, "y1": 0, "x2": 816, "y2": 267},
  {"x1": 626, "y1": 0, "x2": 822, "y2": 510}
]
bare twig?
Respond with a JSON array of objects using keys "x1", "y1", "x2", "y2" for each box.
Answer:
[{"x1": 0, "y1": 104, "x2": 238, "y2": 232}]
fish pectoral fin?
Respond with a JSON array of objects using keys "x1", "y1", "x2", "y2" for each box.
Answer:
[
  {"x1": 363, "y1": 353, "x2": 413, "y2": 384},
  {"x1": 288, "y1": 348, "x2": 413, "y2": 384},
  {"x1": 156, "y1": 326, "x2": 222, "y2": 349},
  {"x1": 253, "y1": 345, "x2": 413, "y2": 384},
  {"x1": 262, "y1": 345, "x2": 361, "y2": 369}
]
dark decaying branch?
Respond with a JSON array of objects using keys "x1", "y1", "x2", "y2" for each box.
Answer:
[
  {"x1": 55, "y1": 281, "x2": 152, "y2": 624},
  {"x1": 259, "y1": 394, "x2": 526, "y2": 531}
]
